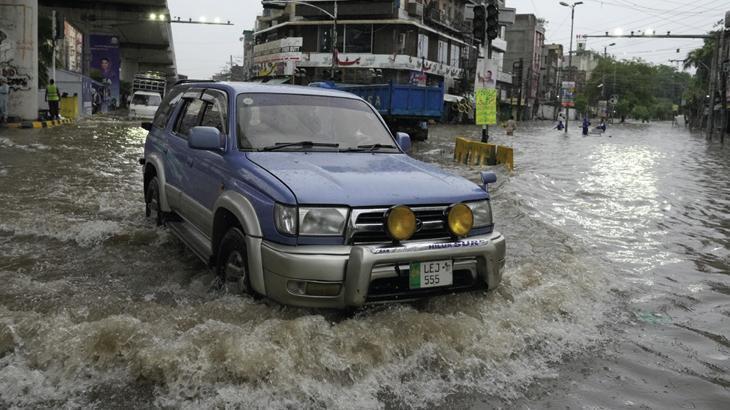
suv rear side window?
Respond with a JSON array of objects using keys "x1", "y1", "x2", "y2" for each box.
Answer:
[
  {"x1": 152, "y1": 86, "x2": 187, "y2": 129},
  {"x1": 174, "y1": 99, "x2": 205, "y2": 138},
  {"x1": 200, "y1": 91, "x2": 228, "y2": 134}
]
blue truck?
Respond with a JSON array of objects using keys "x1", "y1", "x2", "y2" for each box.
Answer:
[
  {"x1": 310, "y1": 81, "x2": 444, "y2": 141},
  {"x1": 140, "y1": 81, "x2": 505, "y2": 309}
]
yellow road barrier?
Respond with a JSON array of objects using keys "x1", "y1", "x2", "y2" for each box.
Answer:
[
  {"x1": 496, "y1": 145, "x2": 514, "y2": 171},
  {"x1": 60, "y1": 96, "x2": 79, "y2": 119},
  {"x1": 453, "y1": 137, "x2": 514, "y2": 170},
  {"x1": 454, "y1": 137, "x2": 471, "y2": 164}
]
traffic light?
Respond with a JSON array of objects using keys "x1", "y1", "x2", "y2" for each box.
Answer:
[
  {"x1": 486, "y1": 1, "x2": 500, "y2": 41},
  {"x1": 473, "y1": 5, "x2": 486, "y2": 44}
]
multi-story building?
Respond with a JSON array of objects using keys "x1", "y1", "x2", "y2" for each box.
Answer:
[
  {"x1": 252, "y1": 0, "x2": 510, "y2": 97},
  {"x1": 538, "y1": 43, "x2": 562, "y2": 119},
  {"x1": 503, "y1": 13, "x2": 544, "y2": 120},
  {"x1": 241, "y1": 29, "x2": 255, "y2": 80},
  {"x1": 562, "y1": 38, "x2": 598, "y2": 96}
]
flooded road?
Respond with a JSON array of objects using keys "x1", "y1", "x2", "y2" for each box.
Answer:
[{"x1": 0, "y1": 119, "x2": 728, "y2": 408}]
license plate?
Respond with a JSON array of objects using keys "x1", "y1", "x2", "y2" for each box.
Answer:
[{"x1": 409, "y1": 259, "x2": 453, "y2": 289}]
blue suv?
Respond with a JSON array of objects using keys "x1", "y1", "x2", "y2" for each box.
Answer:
[{"x1": 141, "y1": 82, "x2": 506, "y2": 308}]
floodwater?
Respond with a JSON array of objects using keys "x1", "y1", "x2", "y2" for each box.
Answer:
[{"x1": 0, "y1": 118, "x2": 727, "y2": 408}]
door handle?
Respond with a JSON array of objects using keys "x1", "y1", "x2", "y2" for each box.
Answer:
[
  {"x1": 162, "y1": 147, "x2": 168, "y2": 154},
  {"x1": 186, "y1": 157, "x2": 194, "y2": 167}
]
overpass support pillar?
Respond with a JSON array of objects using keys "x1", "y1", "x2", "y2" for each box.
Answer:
[{"x1": 0, "y1": 0, "x2": 38, "y2": 121}]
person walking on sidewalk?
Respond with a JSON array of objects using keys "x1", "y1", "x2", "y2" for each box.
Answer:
[
  {"x1": 46, "y1": 79, "x2": 60, "y2": 120},
  {"x1": 0, "y1": 77, "x2": 9, "y2": 123}
]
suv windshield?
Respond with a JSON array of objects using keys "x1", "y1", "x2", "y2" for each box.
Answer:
[{"x1": 236, "y1": 93, "x2": 397, "y2": 151}]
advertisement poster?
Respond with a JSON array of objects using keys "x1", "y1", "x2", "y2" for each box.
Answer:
[
  {"x1": 409, "y1": 71, "x2": 426, "y2": 86},
  {"x1": 475, "y1": 57, "x2": 497, "y2": 90},
  {"x1": 475, "y1": 57, "x2": 497, "y2": 125},
  {"x1": 561, "y1": 81, "x2": 576, "y2": 107},
  {"x1": 598, "y1": 100, "x2": 608, "y2": 117},
  {"x1": 63, "y1": 22, "x2": 83, "y2": 73},
  {"x1": 476, "y1": 88, "x2": 497, "y2": 125},
  {"x1": 90, "y1": 34, "x2": 120, "y2": 109}
]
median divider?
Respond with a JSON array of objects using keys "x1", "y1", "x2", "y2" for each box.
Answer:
[{"x1": 453, "y1": 137, "x2": 514, "y2": 171}]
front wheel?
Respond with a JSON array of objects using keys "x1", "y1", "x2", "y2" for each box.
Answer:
[
  {"x1": 145, "y1": 176, "x2": 163, "y2": 226},
  {"x1": 216, "y1": 227, "x2": 250, "y2": 295}
]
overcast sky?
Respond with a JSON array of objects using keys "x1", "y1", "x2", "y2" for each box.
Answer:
[{"x1": 169, "y1": 0, "x2": 727, "y2": 79}]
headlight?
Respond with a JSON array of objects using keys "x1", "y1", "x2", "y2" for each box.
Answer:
[
  {"x1": 298, "y1": 207, "x2": 348, "y2": 236},
  {"x1": 446, "y1": 203, "x2": 473, "y2": 237},
  {"x1": 385, "y1": 205, "x2": 417, "y2": 241},
  {"x1": 274, "y1": 203, "x2": 298, "y2": 235},
  {"x1": 467, "y1": 200, "x2": 493, "y2": 227}
]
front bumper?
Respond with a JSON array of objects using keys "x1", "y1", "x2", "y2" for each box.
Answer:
[{"x1": 260, "y1": 232, "x2": 506, "y2": 309}]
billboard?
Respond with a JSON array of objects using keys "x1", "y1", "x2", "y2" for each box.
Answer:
[
  {"x1": 89, "y1": 34, "x2": 120, "y2": 109},
  {"x1": 475, "y1": 57, "x2": 497, "y2": 125},
  {"x1": 561, "y1": 81, "x2": 576, "y2": 107},
  {"x1": 63, "y1": 21, "x2": 83, "y2": 73}
]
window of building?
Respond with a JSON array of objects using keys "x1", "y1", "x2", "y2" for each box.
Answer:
[
  {"x1": 417, "y1": 33, "x2": 429, "y2": 59},
  {"x1": 437, "y1": 40, "x2": 448, "y2": 64},
  {"x1": 345, "y1": 24, "x2": 372, "y2": 53},
  {"x1": 450, "y1": 45, "x2": 460, "y2": 67}
]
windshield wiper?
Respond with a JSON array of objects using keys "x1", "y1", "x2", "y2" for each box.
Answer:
[
  {"x1": 260, "y1": 141, "x2": 340, "y2": 152},
  {"x1": 342, "y1": 144, "x2": 398, "y2": 152}
]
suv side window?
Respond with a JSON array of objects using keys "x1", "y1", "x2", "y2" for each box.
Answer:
[
  {"x1": 152, "y1": 86, "x2": 187, "y2": 129},
  {"x1": 200, "y1": 90, "x2": 228, "y2": 134},
  {"x1": 173, "y1": 99, "x2": 205, "y2": 139}
]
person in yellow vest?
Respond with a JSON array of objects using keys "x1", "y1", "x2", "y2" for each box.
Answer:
[{"x1": 46, "y1": 79, "x2": 60, "y2": 120}]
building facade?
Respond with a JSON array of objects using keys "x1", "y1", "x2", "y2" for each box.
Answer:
[
  {"x1": 537, "y1": 43, "x2": 562, "y2": 119},
  {"x1": 253, "y1": 0, "x2": 510, "y2": 97},
  {"x1": 503, "y1": 13, "x2": 544, "y2": 120}
]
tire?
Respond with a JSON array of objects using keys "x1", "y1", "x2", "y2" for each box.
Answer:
[
  {"x1": 215, "y1": 227, "x2": 251, "y2": 295},
  {"x1": 145, "y1": 176, "x2": 163, "y2": 226}
]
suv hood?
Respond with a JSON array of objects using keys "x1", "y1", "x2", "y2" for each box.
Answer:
[{"x1": 246, "y1": 152, "x2": 487, "y2": 207}]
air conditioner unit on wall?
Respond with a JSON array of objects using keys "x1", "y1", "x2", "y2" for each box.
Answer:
[{"x1": 407, "y1": 2, "x2": 424, "y2": 17}]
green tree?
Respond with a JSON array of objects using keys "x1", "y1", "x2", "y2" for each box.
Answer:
[
  {"x1": 632, "y1": 105, "x2": 650, "y2": 122},
  {"x1": 574, "y1": 95, "x2": 588, "y2": 115}
]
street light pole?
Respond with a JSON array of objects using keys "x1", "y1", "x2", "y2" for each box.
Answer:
[
  {"x1": 560, "y1": 1, "x2": 583, "y2": 133},
  {"x1": 602, "y1": 42, "x2": 615, "y2": 100}
]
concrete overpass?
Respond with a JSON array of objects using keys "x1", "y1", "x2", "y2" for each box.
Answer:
[{"x1": 0, "y1": 0, "x2": 177, "y2": 120}]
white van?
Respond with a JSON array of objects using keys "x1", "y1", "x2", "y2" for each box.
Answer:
[{"x1": 129, "y1": 91, "x2": 162, "y2": 119}]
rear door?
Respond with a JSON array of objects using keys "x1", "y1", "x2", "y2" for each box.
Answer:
[
  {"x1": 166, "y1": 88, "x2": 205, "y2": 213},
  {"x1": 180, "y1": 88, "x2": 231, "y2": 237}
]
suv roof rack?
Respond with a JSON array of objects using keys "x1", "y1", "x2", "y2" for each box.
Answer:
[{"x1": 173, "y1": 79, "x2": 218, "y2": 86}]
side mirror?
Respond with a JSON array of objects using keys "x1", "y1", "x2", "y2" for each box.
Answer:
[
  {"x1": 396, "y1": 132, "x2": 411, "y2": 153},
  {"x1": 189, "y1": 126, "x2": 224, "y2": 150},
  {"x1": 141, "y1": 122, "x2": 152, "y2": 131},
  {"x1": 480, "y1": 171, "x2": 497, "y2": 192}
]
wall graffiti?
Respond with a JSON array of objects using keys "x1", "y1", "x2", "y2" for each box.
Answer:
[
  {"x1": 0, "y1": 29, "x2": 31, "y2": 92},
  {"x1": 0, "y1": 3, "x2": 37, "y2": 119}
]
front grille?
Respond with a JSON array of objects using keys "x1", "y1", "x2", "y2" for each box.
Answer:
[
  {"x1": 348, "y1": 206, "x2": 452, "y2": 245},
  {"x1": 366, "y1": 268, "x2": 484, "y2": 303}
]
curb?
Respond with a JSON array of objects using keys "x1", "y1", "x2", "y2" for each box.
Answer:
[{"x1": 1, "y1": 118, "x2": 73, "y2": 129}]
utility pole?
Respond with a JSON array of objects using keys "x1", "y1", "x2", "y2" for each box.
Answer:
[
  {"x1": 719, "y1": 28, "x2": 728, "y2": 143},
  {"x1": 51, "y1": 10, "x2": 57, "y2": 82},
  {"x1": 707, "y1": 33, "x2": 720, "y2": 140},
  {"x1": 560, "y1": 1, "x2": 583, "y2": 133}
]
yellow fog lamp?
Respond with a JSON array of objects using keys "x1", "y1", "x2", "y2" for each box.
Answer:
[
  {"x1": 385, "y1": 205, "x2": 417, "y2": 242},
  {"x1": 446, "y1": 203, "x2": 474, "y2": 238}
]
